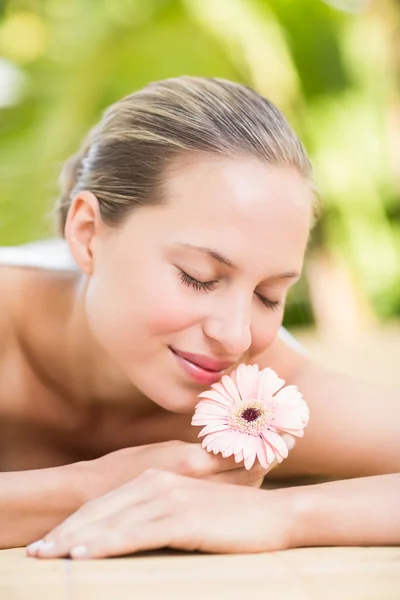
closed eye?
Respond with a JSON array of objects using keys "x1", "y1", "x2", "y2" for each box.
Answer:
[
  {"x1": 256, "y1": 294, "x2": 281, "y2": 311},
  {"x1": 179, "y1": 270, "x2": 218, "y2": 292},
  {"x1": 179, "y1": 269, "x2": 282, "y2": 310}
]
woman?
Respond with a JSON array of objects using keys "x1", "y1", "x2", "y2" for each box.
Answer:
[{"x1": 0, "y1": 77, "x2": 398, "y2": 559}]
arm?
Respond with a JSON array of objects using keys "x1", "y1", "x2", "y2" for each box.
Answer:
[
  {"x1": 0, "y1": 463, "x2": 89, "y2": 549},
  {"x1": 1, "y1": 440, "x2": 272, "y2": 549},
  {"x1": 292, "y1": 473, "x2": 400, "y2": 547},
  {"x1": 25, "y1": 470, "x2": 400, "y2": 559},
  {"x1": 260, "y1": 336, "x2": 400, "y2": 479}
]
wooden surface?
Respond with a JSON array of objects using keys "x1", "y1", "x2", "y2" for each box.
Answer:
[
  {"x1": 1, "y1": 546, "x2": 400, "y2": 599},
  {"x1": 2, "y1": 327, "x2": 399, "y2": 599}
]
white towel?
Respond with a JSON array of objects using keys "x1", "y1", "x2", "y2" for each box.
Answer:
[{"x1": 0, "y1": 239, "x2": 78, "y2": 271}]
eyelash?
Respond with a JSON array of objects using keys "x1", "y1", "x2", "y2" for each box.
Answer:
[
  {"x1": 179, "y1": 270, "x2": 218, "y2": 292},
  {"x1": 178, "y1": 270, "x2": 281, "y2": 311},
  {"x1": 257, "y1": 295, "x2": 281, "y2": 311}
]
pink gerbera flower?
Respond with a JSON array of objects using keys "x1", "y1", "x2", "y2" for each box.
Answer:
[{"x1": 191, "y1": 364, "x2": 309, "y2": 470}]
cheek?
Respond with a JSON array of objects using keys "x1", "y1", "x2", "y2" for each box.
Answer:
[
  {"x1": 250, "y1": 311, "x2": 283, "y2": 355},
  {"x1": 145, "y1": 292, "x2": 201, "y2": 336},
  {"x1": 133, "y1": 265, "x2": 203, "y2": 336},
  {"x1": 84, "y1": 261, "x2": 201, "y2": 350}
]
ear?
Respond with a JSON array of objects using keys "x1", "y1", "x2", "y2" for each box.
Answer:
[{"x1": 64, "y1": 191, "x2": 103, "y2": 275}]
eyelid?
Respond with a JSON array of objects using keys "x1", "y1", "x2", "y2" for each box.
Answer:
[
  {"x1": 178, "y1": 269, "x2": 218, "y2": 292},
  {"x1": 178, "y1": 267, "x2": 283, "y2": 310},
  {"x1": 256, "y1": 293, "x2": 282, "y2": 311}
]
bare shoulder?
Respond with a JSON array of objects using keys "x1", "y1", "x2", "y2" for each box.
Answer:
[
  {"x1": 0, "y1": 264, "x2": 74, "y2": 330},
  {"x1": 0, "y1": 266, "x2": 80, "y2": 452},
  {"x1": 255, "y1": 331, "x2": 309, "y2": 384},
  {"x1": 0, "y1": 267, "x2": 31, "y2": 424},
  {"x1": 0, "y1": 266, "x2": 47, "y2": 343},
  {"x1": 0, "y1": 267, "x2": 25, "y2": 350}
]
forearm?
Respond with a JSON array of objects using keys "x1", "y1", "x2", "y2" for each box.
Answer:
[
  {"x1": 287, "y1": 473, "x2": 400, "y2": 547},
  {"x1": 0, "y1": 462, "x2": 90, "y2": 549}
]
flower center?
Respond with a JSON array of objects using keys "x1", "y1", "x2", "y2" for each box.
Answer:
[
  {"x1": 231, "y1": 401, "x2": 269, "y2": 435},
  {"x1": 241, "y1": 407, "x2": 261, "y2": 422}
]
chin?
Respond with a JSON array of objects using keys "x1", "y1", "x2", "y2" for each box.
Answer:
[
  {"x1": 151, "y1": 385, "x2": 200, "y2": 415},
  {"x1": 124, "y1": 359, "x2": 203, "y2": 414}
]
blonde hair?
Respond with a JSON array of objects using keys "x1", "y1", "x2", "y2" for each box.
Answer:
[{"x1": 56, "y1": 76, "x2": 316, "y2": 234}]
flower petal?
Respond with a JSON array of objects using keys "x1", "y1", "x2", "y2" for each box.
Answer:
[
  {"x1": 219, "y1": 431, "x2": 236, "y2": 458},
  {"x1": 262, "y1": 430, "x2": 288, "y2": 460},
  {"x1": 198, "y1": 423, "x2": 230, "y2": 437},
  {"x1": 268, "y1": 425, "x2": 305, "y2": 437},
  {"x1": 209, "y1": 381, "x2": 235, "y2": 403},
  {"x1": 257, "y1": 368, "x2": 285, "y2": 402},
  {"x1": 235, "y1": 364, "x2": 259, "y2": 400},
  {"x1": 192, "y1": 418, "x2": 228, "y2": 428},
  {"x1": 232, "y1": 431, "x2": 249, "y2": 457},
  {"x1": 221, "y1": 375, "x2": 241, "y2": 403},
  {"x1": 234, "y1": 449, "x2": 244, "y2": 463},
  {"x1": 242, "y1": 434, "x2": 257, "y2": 459},
  {"x1": 197, "y1": 390, "x2": 232, "y2": 408},
  {"x1": 202, "y1": 431, "x2": 225, "y2": 450},
  {"x1": 211, "y1": 435, "x2": 224, "y2": 454},
  {"x1": 244, "y1": 451, "x2": 257, "y2": 470},
  {"x1": 194, "y1": 401, "x2": 228, "y2": 415},
  {"x1": 274, "y1": 386, "x2": 309, "y2": 413},
  {"x1": 191, "y1": 417, "x2": 228, "y2": 428},
  {"x1": 256, "y1": 436, "x2": 275, "y2": 469},
  {"x1": 271, "y1": 411, "x2": 308, "y2": 431}
]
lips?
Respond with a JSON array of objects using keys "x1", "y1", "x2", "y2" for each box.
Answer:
[
  {"x1": 170, "y1": 347, "x2": 235, "y2": 386},
  {"x1": 170, "y1": 348, "x2": 234, "y2": 372}
]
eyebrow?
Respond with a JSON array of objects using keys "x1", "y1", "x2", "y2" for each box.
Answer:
[{"x1": 175, "y1": 243, "x2": 300, "y2": 280}]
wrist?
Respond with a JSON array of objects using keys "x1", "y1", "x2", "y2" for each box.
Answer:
[
  {"x1": 70, "y1": 458, "x2": 112, "y2": 503},
  {"x1": 280, "y1": 481, "x2": 346, "y2": 549},
  {"x1": 276, "y1": 475, "x2": 400, "y2": 548},
  {"x1": 288, "y1": 485, "x2": 318, "y2": 548},
  {"x1": 0, "y1": 463, "x2": 91, "y2": 548},
  {"x1": 271, "y1": 483, "x2": 321, "y2": 549},
  {"x1": 63, "y1": 460, "x2": 100, "y2": 504},
  {"x1": 73, "y1": 447, "x2": 141, "y2": 501}
]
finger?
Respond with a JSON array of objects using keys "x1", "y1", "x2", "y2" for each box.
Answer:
[
  {"x1": 206, "y1": 433, "x2": 296, "y2": 485},
  {"x1": 32, "y1": 470, "x2": 184, "y2": 559},
  {"x1": 210, "y1": 464, "x2": 268, "y2": 487},
  {"x1": 69, "y1": 515, "x2": 174, "y2": 559},
  {"x1": 281, "y1": 434, "x2": 296, "y2": 452},
  {"x1": 35, "y1": 497, "x2": 169, "y2": 559},
  {"x1": 176, "y1": 444, "x2": 248, "y2": 478},
  {"x1": 27, "y1": 469, "x2": 168, "y2": 558},
  {"x1": 27, "y1": 484, "x2": 137, "y2": 556}
]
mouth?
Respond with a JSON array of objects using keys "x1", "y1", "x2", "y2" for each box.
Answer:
[{"x1": 169, "y1": 347, "x2": 233, "y2": 386}]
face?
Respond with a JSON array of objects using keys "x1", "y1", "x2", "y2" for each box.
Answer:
[{"x1": 83, "y1": 157, "x2": 312, "y2": 413}]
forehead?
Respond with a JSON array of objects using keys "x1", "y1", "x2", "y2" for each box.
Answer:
[
  {"x1": 158, "y1": 157, "x2": 312, "y2": 269},
  {"x1": 117, "y1": 156, "x2": 312, "y2": 275},
  {"x1": 164, "y1": 156, "x2": 310, "y2": 220}
]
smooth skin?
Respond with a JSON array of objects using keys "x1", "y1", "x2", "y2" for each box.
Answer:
[{"x1": 0, "y1": 156, "x2": 398, "y2": 556}]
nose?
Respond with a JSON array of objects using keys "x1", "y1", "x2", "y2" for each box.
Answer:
[{"x1": 203, "y1": 295, "x2": 252, "y2": 356}]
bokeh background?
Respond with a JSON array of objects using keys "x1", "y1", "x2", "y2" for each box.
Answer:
[{"x1": 0, "y1": 0, "x2": 399, "y2": 379}]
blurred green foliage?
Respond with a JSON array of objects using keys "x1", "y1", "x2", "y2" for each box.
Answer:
[{"x1": 0, "y1": 0, "x2": 399, "y2": 325}]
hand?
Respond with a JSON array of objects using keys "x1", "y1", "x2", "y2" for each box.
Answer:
[
  {"x1": 82, "y1": 435, "x2": 294, "y2": 500},
  {"x1": 27, "y1": 468, "x2": 298, "y2": 559}
]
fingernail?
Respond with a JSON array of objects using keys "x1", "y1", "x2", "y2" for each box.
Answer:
[
  {"x1": 37, "y1": 541, "x2": 56, "y2": 555},
  {"x1": 27, "y1": 540, "x2": 56, "y2": 556},
  {"x1": 70, "y1": 545, "x2": 89, "y2": 559},
  {"x1": 285, "y1": 436, "x2": 296, "y2": 451},
  {"x1": 26, "y1": 540, "x2": 43, "y2": 555}
]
